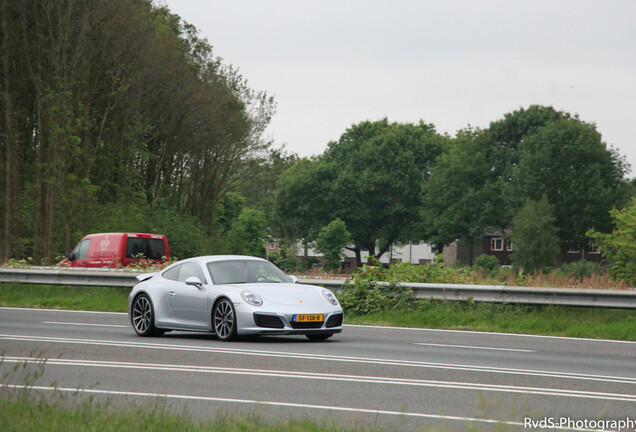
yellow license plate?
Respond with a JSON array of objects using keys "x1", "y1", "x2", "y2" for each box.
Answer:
[{"x1": 294, "y1": 314, "x2": 323, "y2": 322}]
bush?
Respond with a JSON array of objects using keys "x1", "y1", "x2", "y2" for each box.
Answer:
[
  {"x1": 473, "y1": 254, "x2": 501, "y2": 276},
  {"x1": 588, "y1": 199, "x2": 636, "y2": 286},
  {"x1": 270, "y1": 246, "x2": 310, "y2": 273},
  {"x1": 553, "y1": 261, "x2": 602, "y2": 281},
  {"x1": 338, "y1": 278, "x2": 416, "y2": 315},
  {"x1": 357, "y1": 256, "x2": 478, "y2": 285}
]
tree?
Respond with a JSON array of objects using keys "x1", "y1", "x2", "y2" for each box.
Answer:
[
  {"x1": 321, "y1": 119, "x2": 445, "y2": 266},
  {"x1": 421, "y1": 128, "x2": 502, "y2": 264},
  {"x1": 486, "y1": 105, "x2": 569, "y2": 182},
  {"x1": 315, "y1": 219, "x2": 351, "y2": 273},
  {"x1": 508, "y1": 118, "x2": 629, "y2": 255},
  {"x1": 276, "y1": 119, "x2": 445, "y2": 267},
  {"x1": 510, "y1": 196, "x2": 560, "y2": 273},
  {"x1": 226, "y1": 208, "x2": 268, "y2": 258},
  {"x1": 235, "y1": 147, "x2": 298, "y2": 227},
  {"x1": 274, "y1": 157, "x2": 336, "y2": 263},
  {"x1": 0, "y1": 0, "x2": 275, "y2": 263},
  {"x1": 587, "y1": 199, "x2": 636, "y2": 285}
]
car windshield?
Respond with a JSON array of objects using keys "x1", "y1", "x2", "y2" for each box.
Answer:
[{"x1": 206, "y1": 260, "x2": 292, "y2": 285}]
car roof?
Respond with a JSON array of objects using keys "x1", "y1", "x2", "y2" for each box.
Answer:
[{"x1": 183, "y1": 255, "x2": 266, "y2": 264}]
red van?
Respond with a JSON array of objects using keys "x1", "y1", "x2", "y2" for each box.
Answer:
[{"x1": 60, "y1": 233, "x2": 170, "y2": 268}]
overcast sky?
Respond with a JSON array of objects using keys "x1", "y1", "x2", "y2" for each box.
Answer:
[{"x1": 163, "y1": 0, "x2": 636, "y2": 177}]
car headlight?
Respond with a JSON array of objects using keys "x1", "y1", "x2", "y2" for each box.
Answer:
[
  {"x1": 322, "y1": 289, "x2": 339, "y2": 305},
  {"x1": 241, "y1": 290, "x2": 263, "y2": 306}
]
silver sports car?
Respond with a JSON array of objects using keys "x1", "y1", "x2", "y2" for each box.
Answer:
[{"x1": 128, "y1": 255, "x2": 343, "y2": 341}]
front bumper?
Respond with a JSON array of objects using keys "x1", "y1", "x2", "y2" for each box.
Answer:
[{"x1": 235, "y1": 305, "x2": 344, "y2": 336}]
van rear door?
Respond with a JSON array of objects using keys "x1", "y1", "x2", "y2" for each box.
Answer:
[{"x1": 123, "y1": 234, "x2": 168, "y2": 265}]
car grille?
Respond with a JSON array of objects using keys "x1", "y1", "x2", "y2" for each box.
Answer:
[
  {"x1": 325, "y1": 313, "x2": 343, "y2": 328},
  {"x1": 290, "y1": 321, "x2": 324, "y2": 329},
  {"x1": 253, "y1": 313, "x2": 284, "y2": 329}
]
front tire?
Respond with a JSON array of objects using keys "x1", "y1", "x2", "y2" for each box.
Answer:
[
  {"x1": 213, "y1": 298, "x2": 238, "y2": 341},
  {"x1": 131, "y1": 294, "x2": 164, "y2": 337}
]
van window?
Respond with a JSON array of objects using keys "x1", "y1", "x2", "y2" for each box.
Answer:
[
  {"x1": 76, "y1": 239, "x2": 91, "y2": 259},
  {"x1": 126, "y1": 238, "x2": 165, "y2": 260}
]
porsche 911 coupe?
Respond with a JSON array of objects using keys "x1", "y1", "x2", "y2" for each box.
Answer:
[{"x1": 128, "y1": 255, "x2": 343, "y2": 341}]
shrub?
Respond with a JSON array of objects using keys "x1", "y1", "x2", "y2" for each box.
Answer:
[
  {"x1": 339, "y1": 278, "x2": 416, "y2": 315},
  {"x1": 553, "y1": 261, "x2": 602, "y2": 281},
  {"x1": 473, "y1": 254, "x2": 501, "y2": 277}
]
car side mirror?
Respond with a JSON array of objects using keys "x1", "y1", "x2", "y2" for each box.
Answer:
[
  {"x1": 185, "y1": 276, "x2": 203, "y2": 288},
  {"x1": 289, "y1": 275, "x2": 299, "y2": 284}
]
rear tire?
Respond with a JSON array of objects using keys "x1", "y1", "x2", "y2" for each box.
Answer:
[{"x1": 131, "y1": 294, "x2": 164, "y2": 337}]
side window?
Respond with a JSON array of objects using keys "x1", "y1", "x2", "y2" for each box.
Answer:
[
  {"x1": 126, "y1": 238, "x2": 145, "y2": 258},
  {"x1": 162, "y1": 265, "x2": 181, "y2": 281},
  {"x1": 76, "y1": 239, "x2": 91, "y2": 259},
  {"x1": 178, "y1": 262, "x2": 207, "y2": 284},
  {"x1": 146, "y1": 239, "x2": 165, "y2": 260}
]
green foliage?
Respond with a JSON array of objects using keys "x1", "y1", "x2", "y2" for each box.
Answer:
[
  {"x1": 422, "y1": 128, "x2": 501, "y2": 250},
  {"x1": 2, "y1": 383, "x2": 397, "y2": 432},
  {"x1": 473, "y1": 254, "x2": 501, "y2": 277},
  {"x1": 588, "y1": 199, "x2": 636, "y2": 285},
  {"x1": 214, "y1": 192, "x2": 247, "y2": 233},
  {"x1": 276, "y1": 119, "x2": 445, "y2": 267},
  {"x1": 553, "y1": 261, "x2": 602, "y2": 281},
  {"x1": 508, "y1": 117, "x2": 628, "y2": 246},
  {"x1": 510, "y1": 196, "x2": 560, "y2": 273},
  {"x1": 270, "y1": 245, "x2": 311, "y2": 273},
  {"x1": 0, "y1": 0, "x2": 274, "y2": 263},
  {"x1": 423, "y1": 105, "x2": 628, "y2": 268},
  {"x1": 88, "y1": 198, "x2": 211, "y2": 259},
  {"x1": 346, "y1": 300, "x2": 636, "y2": 341},
  {"x1": 339, "y1": 279, "x2": 416, "y2": 315},
  {"x1": 314, "y1": 219, "x2": 350, "y2": 272},
  {"x1": 339, "y1": 258, "x2": 482, "y2": 316},
  {"x1": 274, "y1": 158, "x2": 330, "y2": 245},
  {"x1": 0, "y1": 283, "x2": 129, "y2": 312},
  {"x1": 224, "y1": 208, "x2": 268, "y2": 258},
  {"x1": 358, "y1": 257, "x2": 477, "y2": 285}
]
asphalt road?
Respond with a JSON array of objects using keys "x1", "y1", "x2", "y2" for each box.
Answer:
[{"x1": 1, "y1": 306, "x2": 635, "y2": 431}]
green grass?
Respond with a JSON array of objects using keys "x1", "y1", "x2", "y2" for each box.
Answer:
[
  {"x1": 0, "y1": 394, "x2": 397, "y2": 432},
  {"x1": 1, "y1": 282, "x2": 636, "y2": 341},
  {"x1": 346, "y1": 299, "x2": 636, "y2": 341},
  {"x1": 0, "y1": 283, "x2": 129, "y2": 312}
]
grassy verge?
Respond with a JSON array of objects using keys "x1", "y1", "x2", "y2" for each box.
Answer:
[
  {"x1": 1, "y1": 283, "x2": 636, "y2": 340},
  {"x1": 0, "y1": 393, "x2": 398, "y2": 432},
  {"x1": 346, "y1": 300, "x2": 636, "y2": 341},
  {"x1": 0, "y1": 283, "x2": 128, "y2": 312}
]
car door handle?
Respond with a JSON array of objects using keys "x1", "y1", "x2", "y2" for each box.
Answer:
[{"x1": 168, "y1": 291, "x2": 176, "y2": 297}]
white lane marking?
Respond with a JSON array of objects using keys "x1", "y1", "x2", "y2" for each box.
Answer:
[
  {"x1": 3, "y1": 306, "x2": 636, "y2": 345},
  {"x1": 2, "y1": 334, "x2": 636, "y2": 385},
  {"x1": 415, "y1": 342, "x2": 535, "y2": 352},
  {"x1": 0, "y1": 306, "x2": 126, "y2": 316},
  {"x1": 4, "y1": 356, "x2": 636, "y2": 403},
  {"x1": 42, "y1": 321, "x2": 128, "y2": 328},
  {"x1": 346, "y1": 324, "x2": 636, "y2": 345},
  {"x1": 0, "y1": 384, "x2": 600, "y2": 431}
]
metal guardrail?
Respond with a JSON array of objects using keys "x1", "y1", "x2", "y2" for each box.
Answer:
[
  {"x1": 301, "y1": 279, "x2": 636, "y2": 309},
  {"x1": 1, "y1": 269, "x2": 635, "y2": 309},
  {"x1": 0, "y1": 268, "x2": 139, "y2": 288}
]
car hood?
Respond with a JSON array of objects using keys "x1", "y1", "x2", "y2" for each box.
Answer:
[{"x1": 231, "y1": 283, "x2": 325, "y2": 306}]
